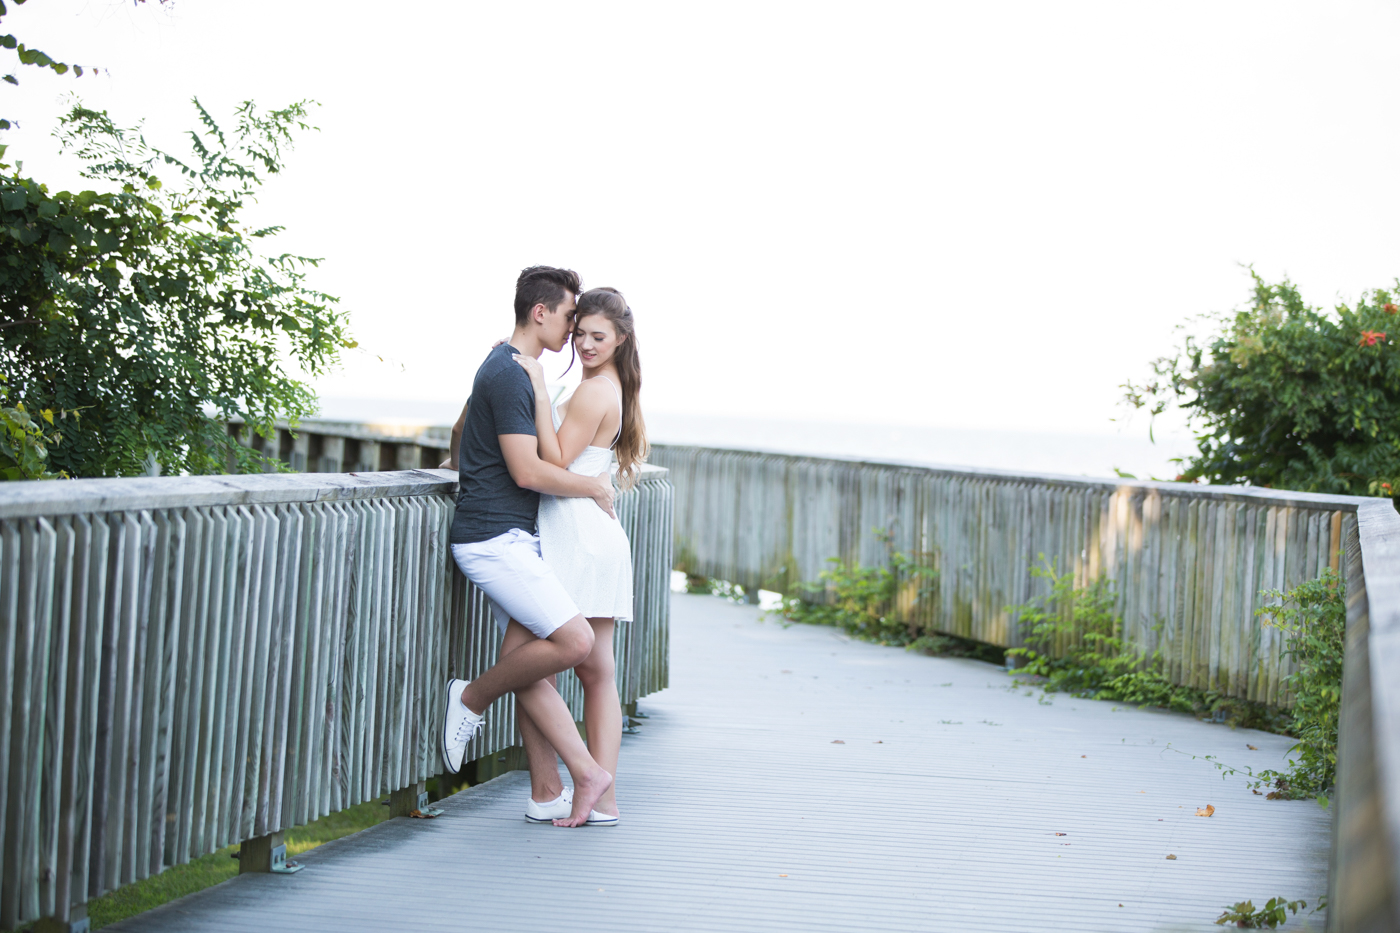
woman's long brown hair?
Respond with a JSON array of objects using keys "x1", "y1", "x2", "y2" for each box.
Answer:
[{"x1": 575, "y1": 287, "x2": 648, "y2": 489}]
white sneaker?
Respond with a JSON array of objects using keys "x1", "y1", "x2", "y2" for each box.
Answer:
[
  {"x1": 525, "y1": 787, "x2": 573, "y2": 823},
  {"x1": 441, "y1": 678, "x2": 484, "y2": 773},
  {"x1": 586, "y1": 809, "x2": 619, "y2": 827}
]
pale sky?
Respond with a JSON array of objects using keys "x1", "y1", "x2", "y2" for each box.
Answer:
[{"x1": 6, "y1": 1, "x2": 1400, "y2": 441}]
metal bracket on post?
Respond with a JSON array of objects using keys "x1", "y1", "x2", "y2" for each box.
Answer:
[
  {"x1": 34, "y1": 905, "x2": 89, "y2": 933},
  {"x1": 238, "y1": 830, "x2": 303, "y2": 875},
  {"x1": 390, "y1": 780, "x2": 444, "y2": 818}
]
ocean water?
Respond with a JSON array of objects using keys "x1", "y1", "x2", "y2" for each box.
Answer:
[
  {"x1": 645, "y1": 413, "x2": 1196, "y2": 481},
  {"x1": 313, "y1": 397, "x2": 1196, "y2": 482}
]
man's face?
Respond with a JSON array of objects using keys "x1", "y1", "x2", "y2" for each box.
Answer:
[{"x1": 538, "y1": 291, "x2": 577, "y2": 353}]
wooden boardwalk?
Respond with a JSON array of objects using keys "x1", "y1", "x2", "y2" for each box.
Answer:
[{"x1": 108, "y1": 593, "x2": 1329, "y2": 933}]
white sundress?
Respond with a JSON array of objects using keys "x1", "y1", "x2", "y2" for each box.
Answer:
[{"x1": 536, "y1": 378, "x2": 634, "y2": 621}]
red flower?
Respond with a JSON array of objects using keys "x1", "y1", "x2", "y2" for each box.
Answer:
[
  {"x1": 1360, "y1": 330, "x2": 1388, "y2": 347},
  {"x1": 1385, "y1": 303, "x2": 1398, "y2": 313},
  {"x1": 1383, "y1": 482, "x2": 1393, "y2": 492}
]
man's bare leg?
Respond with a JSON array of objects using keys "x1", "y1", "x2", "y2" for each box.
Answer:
[
  {"x1": 511, "y1": 678, "x2": 611, "y2": 826},
  {"x1": 499, "y1": 621, "x2": 566, "y2": 803},
  {"x1": 459, "y1": 615, "x2": 594, "y2": 714},
  {"x1": 574, "y1": 617, "x2": 621, "y2": 817}
]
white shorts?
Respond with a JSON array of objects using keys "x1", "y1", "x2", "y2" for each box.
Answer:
[{"x1": 451, "y1": 528, "x2": 580, "y2": 639}]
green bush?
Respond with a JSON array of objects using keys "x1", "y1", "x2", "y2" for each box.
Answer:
[
  {"x1": 1214, "y1": 897, "x2": 1309, "y2": 929},
  {"x1": 1253, "y1": 569, "x2": 1344, "y2": 799},
  {"x1": 1125, "y1": 270, "x2": 1400, "y2": 500},
  {"x1": 1006, "y1": 559, "x2": 1206, "y2": 712},
  {"x1": 775, "y1": 532, "x2": 938, "y2": 646},
  {"x1": 1004, "y1": 558, "x2": 1287, "y2": 732}
]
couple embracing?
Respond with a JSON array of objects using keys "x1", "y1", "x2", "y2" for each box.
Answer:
[{"x1": 439, "y1": 265, "x2": 645, "y2": 828}]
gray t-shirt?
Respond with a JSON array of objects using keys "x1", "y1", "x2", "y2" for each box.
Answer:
[{"x1": 450, "y1": 343, "x2": 540, "y2": 544}]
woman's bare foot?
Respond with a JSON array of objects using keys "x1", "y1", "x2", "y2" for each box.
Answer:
[{"x1": 553, "y1": 766, "x2": 612, "y2": 827}]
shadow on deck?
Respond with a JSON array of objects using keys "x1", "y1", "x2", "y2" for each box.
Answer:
[{"x1": 106, "y1": 593, "x2": 1329, "y2": 933}]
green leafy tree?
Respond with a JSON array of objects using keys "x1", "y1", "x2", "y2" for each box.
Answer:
[
  {"x1": 1125, "y1": 270, "x2": 1400, "y2": 499},
  {"x1": 0, "y1": 99, "x2": 352, "y2": 478},
  {"x1": 0, "y1": 372, "x2": 62, "y2": 478}
]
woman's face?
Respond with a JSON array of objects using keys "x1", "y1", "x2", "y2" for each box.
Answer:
[{"x1": 574, "y1": 313, "x2": 624, "y2": 369}]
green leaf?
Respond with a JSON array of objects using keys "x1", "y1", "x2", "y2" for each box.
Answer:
[
  {"x1": 2, "y1": 74, "x2": 15, "y2": 86},
  {"x1": 0, "y1": 35, "x2": 15, "y2": 49},
  {"x1": 1, "y1": 188, "x2": 25, "y2": 211}
]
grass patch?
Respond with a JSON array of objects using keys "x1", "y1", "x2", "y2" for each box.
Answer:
[
  {"x1": 3, "y1": 773, "x2": 487, "y2": 932},
  {"x1": 21, "y1": 797, "x2": 396, "y2": 931}
]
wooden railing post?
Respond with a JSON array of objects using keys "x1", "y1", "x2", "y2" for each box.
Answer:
[
  {"x1": 388, "y1": 781, "x2": 443, "y2": 818},
  {"x1": 318, "y1": 435, "x2": 344, "y2": 473},
  {"x1": 238, "y1": 831, "x2": 302, "y2": 875}
]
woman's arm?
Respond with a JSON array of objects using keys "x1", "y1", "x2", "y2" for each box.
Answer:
[
  {"x1": 512, "y1": 356, "x2": 610, "y2": 469},
  {"x1": 438, "y1": 397, "x2": 470, "y2": 470},
  {"x1": 512, "y1": 355, "x2": 565, "y2": 465}
]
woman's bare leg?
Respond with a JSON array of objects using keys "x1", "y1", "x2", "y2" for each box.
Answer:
[{"x1": 573, "y1": 617, "x2": 621, "y2": 816}]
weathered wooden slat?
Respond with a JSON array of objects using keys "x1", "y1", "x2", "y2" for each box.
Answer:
[
  {"x1": 0, "y1": 467, "x2": 672, "y2": 928},
  {"x1": 650, "y1": 444, "x2": 1376, "y2": 703}
]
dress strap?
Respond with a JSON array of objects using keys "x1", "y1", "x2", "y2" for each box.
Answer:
[{"x1": 596, "y1": 376, "x2": 623, "y2": 449}]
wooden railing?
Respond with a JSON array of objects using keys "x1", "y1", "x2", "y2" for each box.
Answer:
[
  {"x1": 227, "y1": 418, "x2": 455, "y2": 473},
  {"x1": 649, "y1": 442, "x2": 1400, "y2": 932},
  {"x1": 0, "y1": 465, "x2": 672, "y2": 931}
]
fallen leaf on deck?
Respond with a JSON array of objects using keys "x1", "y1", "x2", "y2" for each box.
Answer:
[
  {"x1": 409, "y1": 809, "x2": 436, "y2": 819},
  {"x1": 1165, "y1": 854, "x2": 1177, "y2": 860},
  {"x1": 1054, "y1": 832, "x2": 1067, "y2": 836},
  {"x1": 873, "y1": 740, "x2": 883, "y2": 744},
  {"x1": 1196, "y1": 805, "x2": 1215, "y2": 817},
  {"x1": 1266, "y1": 790, "x2": 1284, "y2": 800},
  {"x1": 831, "y1": 739, "x2": 845, "y2": 744},
  {"x1": 779, "y1": 874, "x2": 788, "y2": 878},
  {"x1": 1247, "y1": 744, "x2": 1258, "y2": 750},
  {"x1": 1081, "y1": 755, "x2": 1087, "y2": 758},
  {"x1": 1252, "y1": 789, "x2": 1262, "y2": 795}
]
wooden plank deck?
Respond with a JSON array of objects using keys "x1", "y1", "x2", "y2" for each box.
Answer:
[{"x1": 107, "y1": 593, "x2": 1329, "y2": 933}]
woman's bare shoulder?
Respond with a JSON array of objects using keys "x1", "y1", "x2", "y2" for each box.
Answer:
[{"x1": 571, "y1": 378, "x2": 617, "y2": 406}]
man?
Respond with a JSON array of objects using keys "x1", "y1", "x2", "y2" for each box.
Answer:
[{"x1": 441, "y1": 265, "x2": 613, "y2": 828}]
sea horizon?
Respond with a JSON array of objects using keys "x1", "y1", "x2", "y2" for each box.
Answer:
[{"x1": 312, "y1": 395, "x2": 1197, "y2": 482}]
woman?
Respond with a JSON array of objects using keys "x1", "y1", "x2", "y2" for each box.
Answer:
[{"x1": 512, "y1": 286, "x2": 647, "y2": 825}]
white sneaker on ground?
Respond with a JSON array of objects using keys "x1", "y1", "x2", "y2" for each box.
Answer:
[
  {"x1": 586, "y1": 810, "x2": 619, "y2": 827},
  {"x1": 525, "y1": 787, "x2": 573, "y2": 823},
  {"x1": 441, "y1": 678, "x2": 484, "y2": 773}
]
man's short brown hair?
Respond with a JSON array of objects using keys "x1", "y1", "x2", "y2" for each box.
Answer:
[{"x1": 514, "y1": 266, "x2": 582, "y2": 326}]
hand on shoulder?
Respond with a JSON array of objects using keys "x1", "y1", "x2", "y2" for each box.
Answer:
[{"x1": 512, "y1": 354, "x2": 546, "y2": 386}]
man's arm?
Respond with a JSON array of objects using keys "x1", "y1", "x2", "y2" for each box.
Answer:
[
  {"x1": 438, "y1": 397, "x2": 470, "y2": 470},
  {"x1": 499, "y1": 434, "x2": 616, "y2": 518}
]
